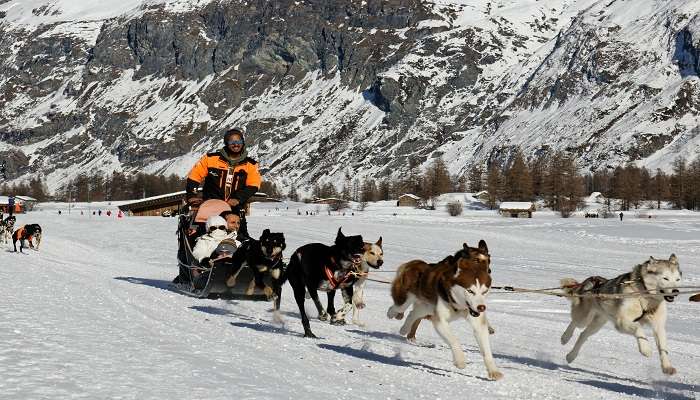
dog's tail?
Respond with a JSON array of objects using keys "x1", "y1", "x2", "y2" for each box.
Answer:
[
  {"x1": 560, "y1": 278, "x2": 581, "y2": 304},
  {"x1": 277, "y1": 250, "x2": 302, "y2": 286},
  {"x1": 390, "y1": 263, "x2": 413, "y2": 307}
]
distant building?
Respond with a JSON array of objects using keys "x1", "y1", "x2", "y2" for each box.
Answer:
[
  {"x1": 473, "y1": 190, "x2": 489, "y2": 203},
  {"x1": 397, "y1": 194, "x2": 421, "y2": 207},
  {"x1": 15, "y1": 195, "x2": 37, "y2": 211},
  {"x1": 118, "y1": 191, "x2": 271, "y2": 216},
  {"x1": 0, "y1": 196, "x2": 25, "y2": 214},
  {"x1": 499, "y1": 202, "x2": 535, "y2": 218},
  {"x1": 312, "y1": 197, "x2": 345, "y2": 205}
]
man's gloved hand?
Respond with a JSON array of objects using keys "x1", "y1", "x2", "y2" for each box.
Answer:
[
  {"x1": 187, "y1": 197, "x2": 203, "y2": 206},
  {"x1": 227, "y1": 198, "x2": 240, "y2": 207}
]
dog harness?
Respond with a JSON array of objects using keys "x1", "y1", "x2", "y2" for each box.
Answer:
[{"x1": 321, "y1": 256, "x2": 359, "y2": 290}]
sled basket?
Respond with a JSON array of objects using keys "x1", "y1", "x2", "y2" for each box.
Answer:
[{"x1": 174, "y1": 214, "x2": 272, "y2": 301}]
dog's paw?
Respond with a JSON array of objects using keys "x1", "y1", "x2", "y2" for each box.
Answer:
[
  {"x1": 638, "y1": 340, "x2": 652, "y2": 357},
  {"x1": 352, "y1": 320, "x2": 366, "y2": 328},
  {"x1": 488, "y1": 325, "x2": 495, "y2": 335},
  {"x1": 318, "y1": 311, "x2": 329, "y2": 321},
  {"x1": 303, "y1": 331, "x2": 318, "y2": 339},
  {"x1": 488, "y1": 370, "x2": 504, "y2": 381},
  {"x1": 561, "y1": 332, "x2": 573, "y2": 345},
  {"x1": 355, "y1": 301, "x2": 365, "y2": 309},
  {"x1": 263, "y1": 286, "x2": 274, "y2": 299},
  {"x1": 662, "y1": 365, "x2": 677, "y2": 375},
  {"x1": 565, "y1": 351, "x2": 577, "y2": 364},
  {"x1": 453, "y1": 358, "x2": 466, "y2": 369},
  {"x1": 330, "y1": 318, "x2": 346, "y2": 326},
  {"x1": 272, "y1": 311, "x2": 284, "y2": 325}
]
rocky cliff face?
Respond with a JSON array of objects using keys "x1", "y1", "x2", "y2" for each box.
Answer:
[{"x1": 1, "y1": 0, "x2": 699, "y2": 192}]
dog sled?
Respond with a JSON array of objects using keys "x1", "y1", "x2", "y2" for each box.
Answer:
[{"x1": 173, "y1": 199, "x2": 273, "y2": 301}]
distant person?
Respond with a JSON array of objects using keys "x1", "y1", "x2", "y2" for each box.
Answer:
[
  {"x1": 98, "y1": 210, "x2": 102, "y2": 216},
  {"x1": 117, "y1": 210, "x2": 124, "y2": 218},
  {"x1": 619, "y1": 212, "x2": 624, "y2": 221},
  {"x1": 81, "y1": 211, "x2": 84, "y2": 216},
  {"x1": 7, "y1": 195, "x2": 14, "y2": 216},
  {"x1": 106, "y1": 210, "x2": 112, "y2": 217},
  {"x1": 58, "y1": 210, "x2": 61, "y2": 215}
]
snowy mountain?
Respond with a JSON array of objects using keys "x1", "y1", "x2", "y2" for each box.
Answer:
[
  {"x1": 1, "y1": 0, "x2": 699, "y2": 192},
  {"x1": 1, "y1": 202, "x2": 699, "y2": 398}
]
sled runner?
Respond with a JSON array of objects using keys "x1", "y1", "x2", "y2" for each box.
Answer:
[{"x1": 173, "y1": 200, "x2": 272, "y2": 301}]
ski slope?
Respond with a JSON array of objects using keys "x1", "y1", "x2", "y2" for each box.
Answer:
[{"x1": 1, "y1": 201, "x2": 699, "y2": 399}]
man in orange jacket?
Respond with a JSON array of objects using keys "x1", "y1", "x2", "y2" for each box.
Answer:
[{"x1": 185, "y1": 127, "x2": 262, "y2": 238}]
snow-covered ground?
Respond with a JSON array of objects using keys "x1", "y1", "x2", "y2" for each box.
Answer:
[{"x1": 1, "y1": 201, "x2": 699, "y2": 399}]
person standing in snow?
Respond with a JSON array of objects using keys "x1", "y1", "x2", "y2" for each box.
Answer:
[
  {"x1": 185, "y1": 127, "x2": 261, "y2": 239},
  {"x1": 7, "y1": 195, "x2": 14, "y2": 216},
  {"x1": 619, "y1": 212, "x2": 624, "y2": 221}
]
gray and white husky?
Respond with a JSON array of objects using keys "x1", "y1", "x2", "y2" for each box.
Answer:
[{"x1": 560, "y1": 254, "x2": 682, "y2": 375}]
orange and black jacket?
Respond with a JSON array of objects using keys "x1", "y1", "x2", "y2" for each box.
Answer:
[{"x1": 186, "y1": 150, "x2": 262, "y2": 204}]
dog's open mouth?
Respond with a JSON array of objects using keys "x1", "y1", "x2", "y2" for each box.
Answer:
[
  {"x1": 468, "y1": 308, "x2": 480, "y2": 318},
  {"x1": 663, "y1": 289, "x2": 679, "y2": 302}
]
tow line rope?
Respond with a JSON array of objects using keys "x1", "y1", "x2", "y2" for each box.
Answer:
[{"x1": 490, "y1": 285, "x2": 700, "y2": 299}]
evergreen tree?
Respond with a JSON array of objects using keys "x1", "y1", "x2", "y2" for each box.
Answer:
[
  {"x1": 467, "y1": 164, "x2": 483, "y2": 192},
  {"x1": 423, "y1": 157, "x2": 452, "y2": 198},
  {"x1": 378, "y1": 178, "x2": 391, "y2": 201},
  {"x1": 651, "y1": 169, "x2": 669, "y2": 209},
  {"x1": 504, "y1": 150, "x2": 533, "y2": 201},
  {"x1": 287, "y1": 182, "x2": 299, "y2": 202},
  {"x1": 670, "y1": 157, "x2": 687, "y2": 209},
  {"x1": 485, "y1": 163, "x2": 504, "y2": 209}
]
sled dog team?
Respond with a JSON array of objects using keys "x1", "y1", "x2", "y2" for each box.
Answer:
[
  {"x1": 0, "y1": 215, "x2": 42, "y2": 253},
  {"x1": 273, "y1": 228, "x2": 684, "y2": 380}
]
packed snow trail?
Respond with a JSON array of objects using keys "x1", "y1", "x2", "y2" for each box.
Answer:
[{"x1": 1, "y1": 202, "x2": 698, "y2": 399}]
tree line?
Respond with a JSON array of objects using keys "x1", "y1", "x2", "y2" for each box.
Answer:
[
  {"x1": 2, "y1": 153, "x2": 699, "y2": 212},
  {"x1": 290, "y1": 150, "x2": 700, "y2": 213}
]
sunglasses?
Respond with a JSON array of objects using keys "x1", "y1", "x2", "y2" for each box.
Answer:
[
  {"x1": 208, "y1": 225, "x2": 227, "y2": 233},
  {"x1": 226, "y1": 140, "x2": 244, "y2": 145}
]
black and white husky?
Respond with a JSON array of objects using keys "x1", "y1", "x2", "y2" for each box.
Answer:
[
  {"x1": 0, "y1": 215, "x2": 16, "y2": 244},
  {"x1": 561, "y1": 254, "x2": 682, "y2": 375}
]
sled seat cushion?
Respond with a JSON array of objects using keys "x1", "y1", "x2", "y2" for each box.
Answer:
[{"x1": 194, "y1": 199, "x2": 231, "y2": 223}]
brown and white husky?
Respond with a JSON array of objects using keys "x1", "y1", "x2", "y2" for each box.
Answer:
[{"x1": 387, "y1": 241, "x2": 502, "y2": 380}]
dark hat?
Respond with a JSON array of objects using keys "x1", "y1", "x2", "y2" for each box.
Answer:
[{"x1": 223, "y1": 127, "x2": 246, "y2": 145}]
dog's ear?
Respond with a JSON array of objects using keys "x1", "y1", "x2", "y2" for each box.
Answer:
[
  {"x1": 376, "y1": 236, "x2": 382, "y2": 248},
  {"x1": 478, "y1": 240, "x2": 488, "y2": 254},
  {"x1": 263, "y1": 228, "x2": 270, "y2": 236},
  {"x1": 336, "y1": 227, "x2": 344, "y2": 239},
  {"x1": 645, "y1": 258, "x2": 657, "y2": 273},
  {"x1": 669, "y1": 254, "x2": 678, "y2": 264},
  {"x1": 463, "y1": 242, "x2": 469, "y2": 250}
]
